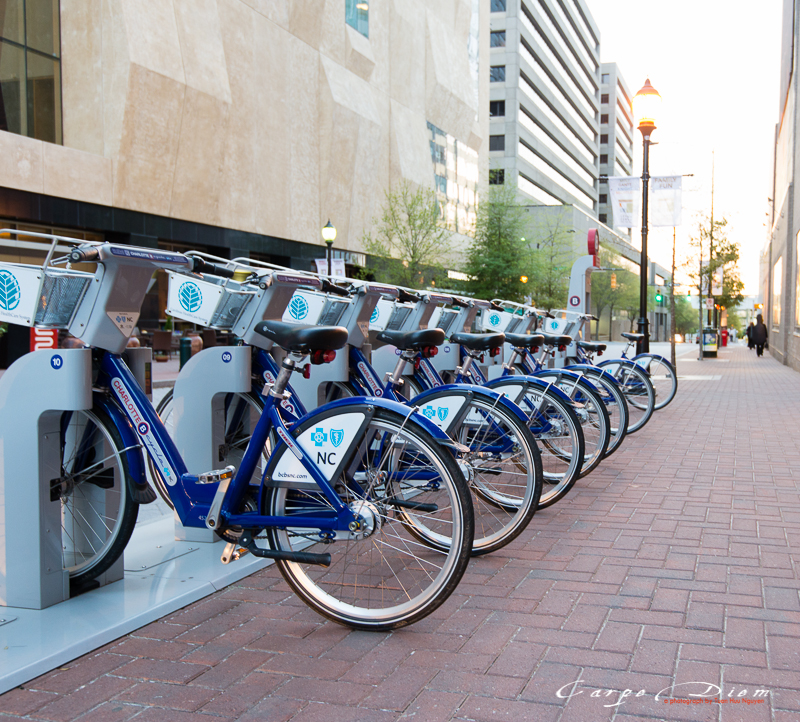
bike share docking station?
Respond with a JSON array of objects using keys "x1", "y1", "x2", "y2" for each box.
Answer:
[{"x1": 0, "y1": 345, "x2": 271, "y2": 694}]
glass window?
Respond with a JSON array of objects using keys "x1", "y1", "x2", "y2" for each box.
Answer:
[
  {"x1": 773, "y1": 255, "x2": 783, "y2": 327},
  {"x1": 601, "y1": 73, "x2": 610, "y2": 83},
  {"x1": 600, "y1": 114, "x2": 609, "y2": 124},
  {"x1": 601, "y1": 93, "x2": 609, "y2": 104},
  {"x1": 599, "y1": 194, "x2": 607, "y2": 203},
  {"x1": 599, "y1": 213, "x2": 607, "y2": 223},
  {"x1": 489, "y1": 100, "x2": 505, "y2": 117},
  {"x1": 345, "y1": 0, "x2": 369, "y2": 38},
  {"x1": 489, "y1": 169, "x2": 505, "y2": 185},
  {"x1": 491, "y1": 0, "x2": 507, "y2": 11},
  {"x1": 600, "y1": 134, "x2": 608, "y2": 144},
  {"x1": 490, "y1": 65, "x2": 506, "y2": 82},
  {"x1": 600, "y1": 154, "x2": 608, "y2": 164},
  {"x1": 490, "y1": 31, "x2": 506, "y2": 48},
  {"x1": 489, "y1": 135, "x2": 505, "y2": 151},
  {"x1": 0, "y1": 0, "x2": 61, "y2": 143}
]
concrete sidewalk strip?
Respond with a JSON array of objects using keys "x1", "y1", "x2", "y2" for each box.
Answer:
[{"x1": 1, "y1": 343, "x2": 798, "y2": 720}]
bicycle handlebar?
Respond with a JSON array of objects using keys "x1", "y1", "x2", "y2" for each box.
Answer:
[
  {"x1": 398, "y1": 289, "x2": 422, "y2": 304},
  {"x1": 69, "y1": 246, "x2": 100, "y2": 263},
  {"x1": 489, "y1": 301, "x2": 505, "y2": 312},
  {"x1": 321, "y1": 279, "x2": 351, "y2": 297},
  {"x1": 190, "y1": 256, "x2": 236, "y2": 279}
]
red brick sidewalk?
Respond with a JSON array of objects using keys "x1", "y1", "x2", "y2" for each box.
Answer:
[{"x1": 2, "y1": 344, "x2": 798, "y2": 721}]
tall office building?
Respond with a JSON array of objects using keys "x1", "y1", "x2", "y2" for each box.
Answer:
[
  {"x1": 597, "y1": 63, "x2": 634, "y2": 227},
  {"x1": 488, "y1": 0, "x2": 601, "y2": 213}
]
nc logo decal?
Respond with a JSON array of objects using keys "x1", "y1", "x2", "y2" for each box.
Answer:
[
  {"x1": 178, "y1": 281, "x2": 203, "y2": 313},
  {"x1": 288, "y1": 295, "x2": 309, "y2": 321},
  {"x1": 311, "y1": 427, "x2": 328, "y2": 446},
  {"x1": 489, "y1": 313, "x2": 500, "y2": 326},
  {"x1": 0, "y1": 270, "x2": 21, "y2": 311},
  {"x1": 330, "y1": 429, "x2": 344, "y2": 447}
]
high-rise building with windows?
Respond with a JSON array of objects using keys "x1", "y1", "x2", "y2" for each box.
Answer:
[
  {"x1": 598, "y1": 63, "x2": 634, "y2": 228},
  {"x1": 489, "y1": 0, "x2": 601, "y2": 213}
]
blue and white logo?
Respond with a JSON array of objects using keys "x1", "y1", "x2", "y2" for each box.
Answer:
[
  {"x1": 489, "y1": 313, "x2": 500, "y2": 327},
  {"x1": 437, "y1": 407, "x2": 449, "y2": 421},
  {"x1": 311, "y1": 427, "x2": 328, "y2": 446},
  {"x1": 370, "y1": 307, "x2": 379, "y2": 323},
  {"x1": 138, "y1": 422, "x2": 150, "y2": 435},
  {"x1": 0, "y1": 270, "x2": 21, "y2": 311},
  {"x1": 330, "y1": 429, "x2": 344, "y2": 447},
  {"x1": 288, "y1": 295, "x2": 309, "y2": 321},
  {"x1": 50, "y1": 354, "x2": 63, "y2": 370},
  {"x1": 422, "y1": 406, "x2": 436, "y2": 419},
  {"x1": 550, "y1": 320, "x2": 559, "y2": 331},
  {"x1": 222, "y1": 351, "x2": 232, "y2": 363},
  {"x1": 178, "y1": 281, "x2": 203, "y2": 313}
]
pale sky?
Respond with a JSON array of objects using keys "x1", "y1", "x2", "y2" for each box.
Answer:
[{"x1": 589, "y1": 0, "x2": 783, "y2": 295}]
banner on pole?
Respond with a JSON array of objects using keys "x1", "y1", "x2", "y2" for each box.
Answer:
[
  {"x1": 711, "y1": 266, "x2": 723, "y2": 296},
  {"x1": 650, "y1": 175, "x2": 682, "y2": 227},
  {"x1": 608, "y1": 176, "x2": 639, "y2": 229},
  {"x1": 314, "y1": 258, "x2": 346, "y2": 277}
]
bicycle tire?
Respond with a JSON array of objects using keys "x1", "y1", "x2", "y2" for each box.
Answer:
[
  {"x1": 533, "y1": 372, "x2": 610, "y2": 478},
  {"x1": 572, "y1": 368, "x2": 629, "y2": 458},
  {"x1": 60, "y1": 405, "x2": 139, "y2": 585},
  {"x1": 148, "y1": 389, "x2": 270, "y2": 510},
  {"x1": 598, "y1": 360, "x2": 655, "y2": 433},
  {"x1": 633, "y1": 354, "x2": 678, "y2": 409},
  {"x1": 407, "y1": 390, "x2": 542, "y2": 556},
  {"x1": 262, "y1": 406, "x2": 474, "y2": 630}
]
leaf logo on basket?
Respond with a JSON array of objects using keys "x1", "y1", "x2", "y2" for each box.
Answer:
[
  {"x1": 178, "y1": 281, "x2": 203, "y2": 313},
  {"x1": 311, "y1": 427, "x2": 328, "y2": 446},
  {"x1": 489, "y1": 313, "x2": 500, "y2": 326},
  {"x1": 370, "y1": 307, "x2": 379, "y2": 323},
  {"x1": 288, "y1": 295, "x2": 309, "y2": 321},
  {"x1": 330, "y1": 429, "x2": 344, "y2": 447},
  {"x1": 0, "y1": 270, "x2": 21, "y2": 311}
]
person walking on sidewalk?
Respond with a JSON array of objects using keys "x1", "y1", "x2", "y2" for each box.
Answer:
[
  {"x1": 746, "y1": 321, "x2": 755, "y2": 350},
  {"x1": 752, "y1": 314, "x2": 768, "y2": 357}
]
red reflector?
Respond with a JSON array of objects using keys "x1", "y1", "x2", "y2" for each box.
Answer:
[
  {"x1": 597, "y1": 350, "x2": 603, "y2": 356},
  {"x1": 557, "y1": 345, "x2": 567, "y2": 352},
  {"x1": 323, "y1": 350, "x2": 336, "y2": 363},
  {"x1": 490, "y1": 346, "x2": 501, "y2": 357},
  {"x1": 303, "y1": 364, "x2": 311, "y2": 379},
  {"x1": 532, "y1": 346, "x2": 540, "y2": 353},
  {"x1": 480, "y1": 353, "x2": 485, "y2": 363},
  {"x1": 414, "y1": 357, "x2": 421, "y2": 370}
]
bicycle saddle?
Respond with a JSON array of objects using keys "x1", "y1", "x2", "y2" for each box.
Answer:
[
  {"x1": 449, "y1": 332, "x2": 505, "y2": 351},
  {"x1": 254, "y1": 321, "x2": 348, "y2": 353},
  {"x1": 578, "y1": 341, "x2": 607, "y2": 352},
  {"x1": 621, "y1": 332, "x2": 644, "y2": 341},
  {"x1": 504, "y1": 333, "x2": 544, "y2": 348},
  {"x1": 539, "y1": 333, "x2": 572, "y2": 347},
  {"x1": 377, "y1": 328, "x2": 445, "y2": 350}
]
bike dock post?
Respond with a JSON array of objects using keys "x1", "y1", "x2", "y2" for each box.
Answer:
[
  {"x1": 171, "y1": 346, "x2": 251, "y2": 542},
  {"x1": 0, "y1": 348, "x2": 93, "y2": 609}
]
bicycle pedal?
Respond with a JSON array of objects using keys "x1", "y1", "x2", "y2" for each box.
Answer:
[
  {"x1": 221, "y1": 542, "x2": 250, "y2": 564},
  {"x1": 196, "y1": 465, "x2": 236, "y2": 485}
]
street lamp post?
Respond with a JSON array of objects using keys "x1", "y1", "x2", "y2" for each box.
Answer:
[
  {"x1": 631, "y1": 78, "x2": 662, "y2": 354},
  {"x1": 321, "y1": 220, "x2": 337, "y2": 276}
]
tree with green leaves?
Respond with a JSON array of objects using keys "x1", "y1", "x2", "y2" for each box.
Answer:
[
  {"x1": 526, "y1": 211, "x2": 575, "y2": 311},
  {"x1": 461, "y1": 183, "x2": 531, "y2": 303},
  {"x1": 591, "y1": 252, "x2": 640, "y2": 338},
  {"x1": 362, "y1": 181, "x2": 453, "y2": 289}
]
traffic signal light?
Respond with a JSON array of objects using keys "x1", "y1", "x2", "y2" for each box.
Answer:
[{"x1": 655, "y1": 291, "x2": 663, "y2": 303}]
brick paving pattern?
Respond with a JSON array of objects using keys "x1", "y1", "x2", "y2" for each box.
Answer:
[{"x1": 1, "y1": 343, "x2": 798, "y2": 721}]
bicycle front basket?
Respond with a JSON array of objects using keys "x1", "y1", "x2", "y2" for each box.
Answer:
[
  {"x1": 166, "y1": 272, "x2": 256, "y2": 329},
  {"x1": 35, "y1": 270, "x2": 93, "y2": 328}
]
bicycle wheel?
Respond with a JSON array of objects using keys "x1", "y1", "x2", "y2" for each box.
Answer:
[
  {"x1": 59, "y1": 406, "x2": 139, "y2": 585},
  {"x1": 574, "y1": 368, "x2": 629, "y2": 458},
  {"x1": 534, "y1": 373, "x2": 609, "y2": 478},
  {"x1": 634, "y1": 355, "x2": 677, "y2": 410},
  {"x1": 598, "y1": 361, "x2": 655, "y2": 433},
  {"x1": 407, "y1": 391, "x2": 542, "y2": 556},
  {"x1": 262, "y1": 406, "x2": 473, "y2": 630},
  {"x1": 148, "y1": 389, "x2": 269, "y2": 509},
  {"x1": 503, "y1": 382, "x2": 584, "y2": 508}
]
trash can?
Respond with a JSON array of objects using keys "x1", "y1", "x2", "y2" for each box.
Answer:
[
  {"x1": 180, "y1": 336, "x2": 193, "y2": 369},
  {"x1": 702, "y1": 327, "x2": 718, "y2": 358}
]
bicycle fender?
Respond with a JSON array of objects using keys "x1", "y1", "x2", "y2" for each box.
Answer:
[
  {"x1": 596, "y1": 357, "x2": 652, "y2": 377},
  {"x1": 528, "y1": 369, "x2": 603, "y2": 395},
  {"x1": 564, "y1": 364, "x2": 623, "y2": 389},
  {"x1": 94, "y1": 393, "x2": 157, "y2": 504},
  {"x1": 290, "y1": 395, "x2": 456, "y2": 447},
  {"x1": 631, "y1": 353, "x2": 675, "y2": 372},
  {"x1": 411, "y1": 383, "x2": 536, "y2": 430},
  {"x1": 482, "y1": 376, "x2": 573, "y2": 406}
]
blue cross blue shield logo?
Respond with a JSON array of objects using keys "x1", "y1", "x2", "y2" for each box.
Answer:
[
  {"x1": 330, "y1": 429, "x2": 344, "y2": 447},
  {"x1": 0, "y1": 270, "x2": 22, "y2": 312},
  {"x1": 178, "y1": 281, "x2": 203, "y2": 313},
  {"x1": 311, "y1": 427, "x2": 328, "y2": 446},
  {"x1": 422, "y1": 406, "x2": 436, "y2": 419},
  {"x1": 437, "y1": 407, "x2": 449, "y2": 421}
]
